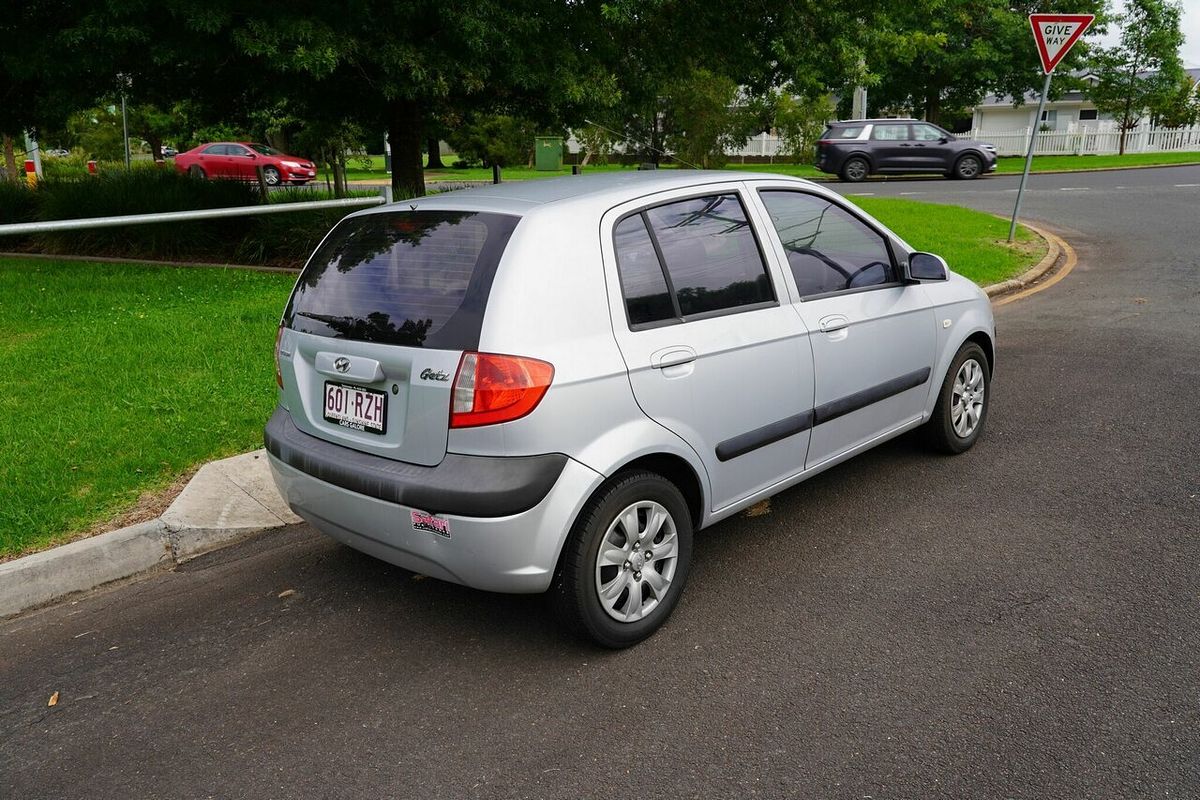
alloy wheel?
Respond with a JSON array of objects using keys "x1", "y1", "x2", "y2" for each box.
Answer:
[
  {"x1": 951, "y1": 358, "x2": 986, "y2": 437},
  {"x1": 594, "y1": 501, "x2": 680, "y2": 623}
]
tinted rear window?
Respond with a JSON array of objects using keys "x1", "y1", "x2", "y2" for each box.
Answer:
[{"x1": 284, "y1": 210, "x2": 520, "y2": 349}]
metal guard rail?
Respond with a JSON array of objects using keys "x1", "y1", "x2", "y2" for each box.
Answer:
[{"x1": 0, "y1": 196, "x2": 385, "y2": 236}]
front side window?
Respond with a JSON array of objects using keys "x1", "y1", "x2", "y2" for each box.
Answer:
[
  {"x1": 613, "y1": 193, "x2": 775, "y2": 326},
  {"x1": 758, "y1": 191, "x2": 896, "y2": 297},
  {"x1": 228, "y1": 145, "x2": 252, "y2": 157},
  {"x1": 871, "y1": 124, "x2": 910, "y2": 141},
  {"x1": 912, "y1": 124, "x2": 944, "y2": 141}
]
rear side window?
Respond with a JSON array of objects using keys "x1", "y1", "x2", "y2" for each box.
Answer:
[
  {"x1": 823, "y1": 126, "x2": 864, "y2": 140},
  {"x1": 285, "y1": 210, "x2": 520, "y2": 349},
  {"x1": 613, "y1": 193, "x2": 775, "y2": 327},
  {"x1": 614, "y1": 215, "x2": 675, "y2": 325}
]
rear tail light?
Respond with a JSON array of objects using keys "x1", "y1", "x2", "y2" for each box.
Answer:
[
  {"x1": 274, "y1": 325, "x2": 285, "y2": 389},
  {"x1": 450, "y1": 352, "x2": 554, "y2": 428}
]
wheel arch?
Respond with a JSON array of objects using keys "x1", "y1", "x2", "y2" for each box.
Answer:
[
  {"x1": 965, "y1": 329, "x2": 994, "y2": 375},
  {"x1": 608, "y1": 453, "x2": 705, "y2": 532}
]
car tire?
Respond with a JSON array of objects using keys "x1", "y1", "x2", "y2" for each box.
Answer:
[
  {"x1": 952, "y1": 154, "x2": 982, "y2": 180},
  {"x1": 188, "y1": 165, "x2": 206, "y2": 180},
  {"x1": 548, "y1": 470, "x2": 693, "y2": 648},
  {"x1": 840, "y1": 156, "x2": 869, "y2": 183},
  {"x1": 922, "y1": 341, "x2": 990, "y2": 454},
  {"x1": 262, "y1": 166, "x2": 282, "y2": 186}
]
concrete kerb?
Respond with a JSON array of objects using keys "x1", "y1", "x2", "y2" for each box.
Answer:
[
  {"x1": 983, "y1": 220, "x2": 1061, "y2": 298},
  {"x1": 0, "y1": 224, "x2": 1074, "y2": 619},
  {"x1": 0, "y1": 449, "x2": 297, "y2": 619}
]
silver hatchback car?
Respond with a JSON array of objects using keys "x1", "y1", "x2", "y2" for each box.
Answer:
[{"x1": 266, "y1": 171, "x2": 994, "y2": 647}]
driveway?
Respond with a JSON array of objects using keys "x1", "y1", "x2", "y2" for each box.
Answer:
[{"x1": 2, "y1": 167, "x2": 1198, "y2": 799}]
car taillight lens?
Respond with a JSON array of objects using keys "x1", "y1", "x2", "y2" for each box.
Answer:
[
  {"x1": 450, "y1": 352, "x2": 554, "y2": 428},
  {"x1": 274, "y1": 325, "x2": 285, "y2": 389}
]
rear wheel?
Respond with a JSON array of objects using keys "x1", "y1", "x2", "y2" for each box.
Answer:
[
  {"x1": 922, "y1": 342, "x2": 990, "y2": 453},
  {"x1": 188, "y1": 165, "x2": 206, "y2": 180},
  {"x1": 952, "y1": 154, "x2": 982, "y2": 180},
  {"x1": 549, "y1": 470, "x2": 693, "y2": 648},
  {"x1": 840, "y1": 156, "x2": 869, "y2": 183}
]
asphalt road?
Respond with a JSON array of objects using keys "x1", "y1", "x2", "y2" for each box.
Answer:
[{"x1": 3, "y1": 166, "x2": 1198, "y2": 799}]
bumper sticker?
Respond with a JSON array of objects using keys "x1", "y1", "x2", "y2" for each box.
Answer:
[{"x1": 411, "y1": 511, "x2": 451, "y2": 539}]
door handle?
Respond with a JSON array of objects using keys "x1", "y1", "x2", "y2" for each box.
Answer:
[
  {"x1": 818, "y1": 314, "x2": 849, "y2": 333},
  {"x1": 650, "y1": 346, "x2": 697, "y2": 369}
]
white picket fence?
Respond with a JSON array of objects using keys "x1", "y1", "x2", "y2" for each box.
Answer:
[{"x1": 957, "y1": 124, "x2": 1200, "y2": 156}]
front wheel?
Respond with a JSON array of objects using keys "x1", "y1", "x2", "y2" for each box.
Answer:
[
  {"x1": 952, "y1": 154, "x2": 982, "y2": 180},
  {"x1": 922, "y1": 342, "x2": 990, "y2": 453},
  {"x1": 549, "y1": 470, "x2": 693, "y2": 648},
  {"x1": 262, "y1": 165, "x2": 282, "y2": 186}
]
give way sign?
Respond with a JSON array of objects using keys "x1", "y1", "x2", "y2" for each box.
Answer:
[{"x1": 1029, "y1": 14, "x2": 1095, "y2": 74}]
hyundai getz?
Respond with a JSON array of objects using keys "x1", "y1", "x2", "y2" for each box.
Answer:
[{"x1": 266, "y1": 172, "x2": 995, "y2": 647}]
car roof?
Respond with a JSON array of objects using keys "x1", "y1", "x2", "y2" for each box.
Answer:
[
  {"x1": 832, "y1": 118, "x2": 919, "y2": 124},
  {"x1": 371, "y1": 170, "x2": 820, "y2": 216}
]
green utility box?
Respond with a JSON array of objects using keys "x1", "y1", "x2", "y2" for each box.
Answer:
[{"x1": 534, "y1": 136, "x2": 563, "y2": 171}]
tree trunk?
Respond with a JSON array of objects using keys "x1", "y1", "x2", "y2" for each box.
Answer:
[
  {"x1": 332, "y1": 159, "x2": 346, "y2": 198},
  {"x1": 146, "y1": 134, "x2": 163, "y2": 162},
  {"x1": 1119, "y1": 96, "x2": 1134, "y2": 156},
  {"x1": 925, "y1": 88, "x2": 941, "y2": 126},
  {"x1": 425, "y1": 137, "x2": 445, "y2": 169},
  {"x1": 2, "y1": 134, "x2": 16, "y2": 182},
  {"x1": 388, "y1": 98, "x2": 425, "y2": 198}
]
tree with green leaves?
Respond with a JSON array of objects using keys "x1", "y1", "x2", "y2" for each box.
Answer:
[
  {"x1": 1150, "y1": 73, "x2": 1200, "y2": 128},
  {"x1": 866, "y1": 0, "x2": 1106, "y2": 125},
  {"x1": 1088, "y1": 0, "x2": 1187, "y2": 152},
  {"x1": 773, "y1": 92, "x2": 836, "y2": 163}
]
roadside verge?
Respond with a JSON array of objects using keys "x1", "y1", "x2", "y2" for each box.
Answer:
[{"x1": 0, "y1": 451, "x2": 297, "y2": 617}]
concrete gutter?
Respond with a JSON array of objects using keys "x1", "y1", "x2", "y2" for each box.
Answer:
[
  {"x1": 0, "y1": 450, "x2": 298, "y2": 618},
  {"x1": 0, "y1": 223, "x2": 1072, "y2": 619}
]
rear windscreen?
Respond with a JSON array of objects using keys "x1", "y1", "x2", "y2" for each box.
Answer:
[{"x1": 284, "y1": 210, "x2": 520, "y2": 349}]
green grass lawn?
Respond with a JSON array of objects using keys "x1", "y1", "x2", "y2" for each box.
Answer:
[
  {"x1": 850, "y1": 196, "x2": 1044, "y2": 286},
  {"x1": 993, "y1": 151, "x2": 1200, "y2": 173},
  {"x1": 0, "y1": 259, "x2": 294, "y2": 557},
  {"x1": 0, "y1": 196, "x2": 1042, "y2": 557}
]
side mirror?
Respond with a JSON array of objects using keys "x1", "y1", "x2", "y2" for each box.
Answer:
[{"x1": 908, "y1": 252, "x2": 948, "y2": 281}]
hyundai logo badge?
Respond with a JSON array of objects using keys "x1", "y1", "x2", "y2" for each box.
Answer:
[{"x1": 334, "y1": 357, "x2": 351, "y2": 373}]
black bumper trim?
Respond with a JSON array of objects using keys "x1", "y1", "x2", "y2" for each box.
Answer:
[{"x1": 264, "y1": 407, "x2": 568, "y2": 518}]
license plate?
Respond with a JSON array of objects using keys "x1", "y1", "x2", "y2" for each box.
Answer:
[{"x1": 323, "y1": 382, "x2": 387, "y2": 435}]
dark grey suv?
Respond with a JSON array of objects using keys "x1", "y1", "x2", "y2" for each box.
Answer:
[{"x1": 815, "y1": 119, "x2": 997, "y2": 182}]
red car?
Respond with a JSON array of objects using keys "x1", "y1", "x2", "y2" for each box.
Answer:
[{"x1": 175, "y1": 142, "x2": 317, "y2": 186}]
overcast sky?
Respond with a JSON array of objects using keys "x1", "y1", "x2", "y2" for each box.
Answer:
[{"x1": 1088, "y1": 0, "x2": 1200, "y2": 67}]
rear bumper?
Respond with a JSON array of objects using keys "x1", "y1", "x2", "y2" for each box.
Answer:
[{"x1": 263, "y1": 408, "x2": 604, "y2": 593}]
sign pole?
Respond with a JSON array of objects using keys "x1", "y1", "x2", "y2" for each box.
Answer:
[{"x1": 1008, "y1": 70, "x2": 1052, "y2": 243}]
